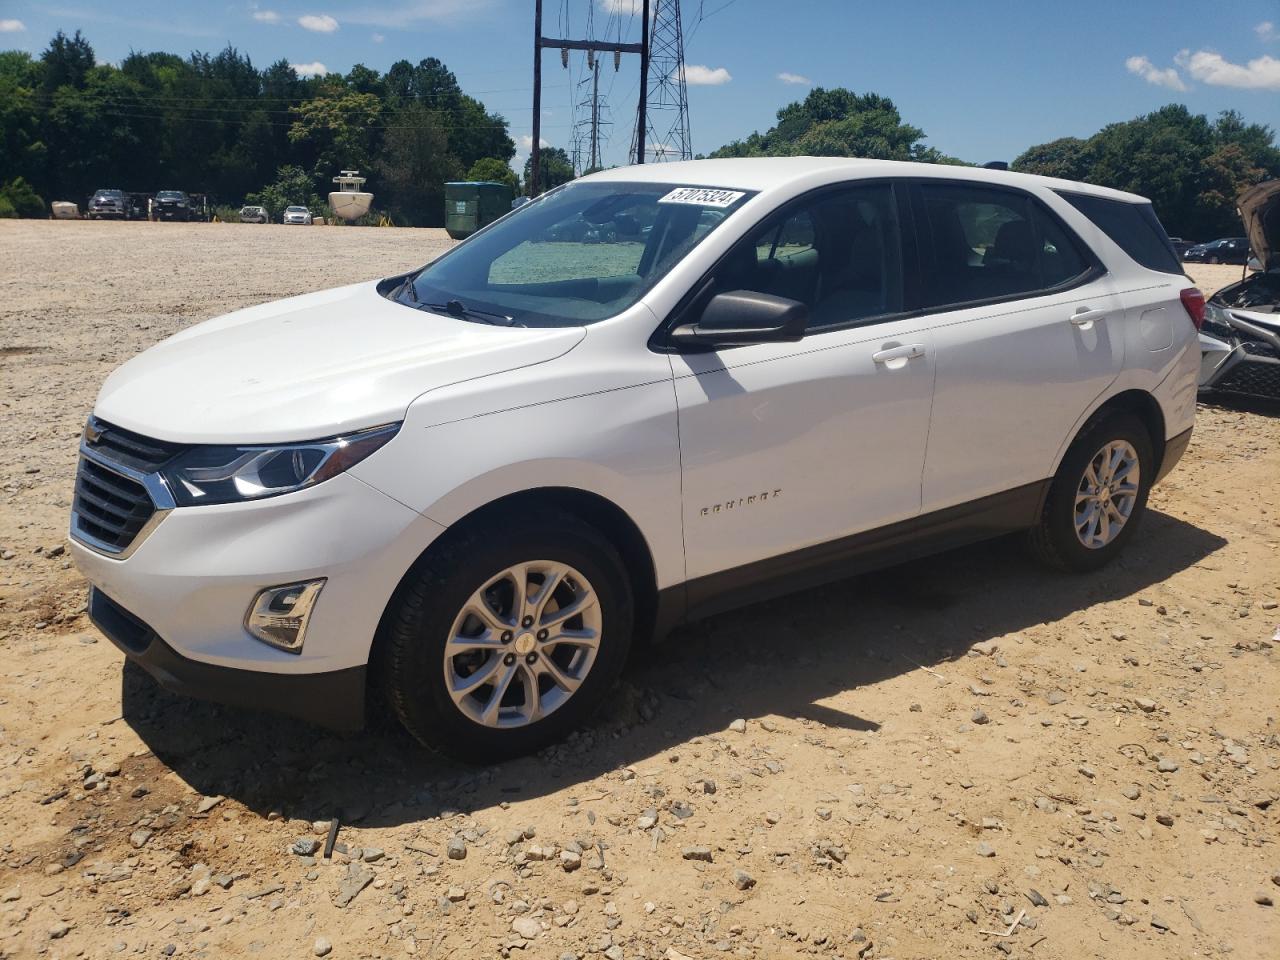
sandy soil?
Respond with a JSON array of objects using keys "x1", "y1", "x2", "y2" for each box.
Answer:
[{"x1": 0, "y1": 222, "x2": 1277, "y2": 960}]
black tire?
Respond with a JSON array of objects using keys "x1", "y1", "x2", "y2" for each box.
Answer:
[
  {"x1": 1029, "y1": 412, "x2": 1155, "y2": 572},
  {"x1": 379, "y1": 510, "x2": 634, "y2": 762}
]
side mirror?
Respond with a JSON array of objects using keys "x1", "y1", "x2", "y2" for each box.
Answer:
[{"x1": 670, "y1": 290, "x2": 808, "y2": 350}]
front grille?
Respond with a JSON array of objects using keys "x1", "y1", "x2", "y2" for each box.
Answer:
[
  {"x1": 73, "y1": 458, "x2": 156, "y2": 551},
  {"x1": 1215, "y1": 358, "x2": 1280, "y2": 400},
  {"x1": 1241, "y1": 339, "x2": 1278, "y2": 359},
  {"x1": 88, "y1": 420, "x2": 187, "y2": 474},
  {"x1": 72, "y1": 419, "x2": 188, "y2": 554}
]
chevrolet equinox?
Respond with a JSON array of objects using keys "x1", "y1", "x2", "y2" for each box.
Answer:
[{"x1": 71, "y1": 159, "x2": 1202, "y2": 760}]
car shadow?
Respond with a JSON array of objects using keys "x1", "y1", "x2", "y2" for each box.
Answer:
[
  {"x1": 120, "y1": 509, "x2": 1226, "y2": 828},
  {"x1": 1199, "y1": 392, "x2": 1280, "y2": 418}
]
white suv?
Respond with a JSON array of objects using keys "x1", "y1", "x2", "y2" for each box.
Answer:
[{"x1": 70, "y1": 159, "x2": 1202, "y2": 760}]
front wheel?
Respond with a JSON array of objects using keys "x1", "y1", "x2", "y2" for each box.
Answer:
[
  {"x1": 1029, "y1": 412, "x2": 1154, "y2": 572},
  {"x1": 379, "y1": 511, "x2": 634, "y2": 762}
]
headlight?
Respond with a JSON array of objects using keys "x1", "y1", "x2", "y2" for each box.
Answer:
[{"x1": 161, "y1": 423, "x2": 399, "y2": 506}]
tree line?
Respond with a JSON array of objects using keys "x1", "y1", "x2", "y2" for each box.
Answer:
[
  {"x1": 0, "y1": 30, "x2": 527, "y2": 224},
  {"x1": 2, "y1": 30, "x2": 1277, "y2": 238}
]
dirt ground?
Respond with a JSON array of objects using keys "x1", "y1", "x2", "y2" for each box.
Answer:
[{"x1": 0, "y1": 221, "x2": 1277, "y2": 960}]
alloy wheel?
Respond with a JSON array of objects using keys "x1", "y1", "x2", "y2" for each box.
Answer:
[
  {"x1": 1073, "y1": 440, "x2": 1141, "y2": 549},
  {"x1": 443, "y1": 561, "x2": 602, "y2": 728}
]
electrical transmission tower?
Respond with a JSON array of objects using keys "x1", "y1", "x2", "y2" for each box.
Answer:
[
  {"x1": 572, "y1": 58, "x2": 609, "y2": 175},
  {"x1": 638, "y1": 0, "x2": 691, "y2": 162},
  {"x1": 531, "y1": 0, "x2": 649, "y2": 196}
]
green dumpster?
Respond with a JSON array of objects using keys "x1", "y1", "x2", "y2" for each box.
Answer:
[{"x1": 445, "y1": 181, "x2": 514, "y2": 239}]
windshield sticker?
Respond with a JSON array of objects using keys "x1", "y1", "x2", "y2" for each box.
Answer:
[{"x1": 658, "y1": 187, "x2": 745, "y2": 208}]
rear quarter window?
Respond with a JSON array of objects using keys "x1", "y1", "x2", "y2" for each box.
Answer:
[{"x1": 1057, "y1": 192, "x2": 1183, "y2": 275}]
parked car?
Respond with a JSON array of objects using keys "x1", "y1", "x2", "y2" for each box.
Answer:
[
  {"x1": 1183, "y1": 237, "x2": 1251, "y2": 264},
  {"x1": 86, "y1": 189, "x2": 126, "y2": 220},
  {"x1": 240, "y1": 205, "x2": 268, "y2": 224},
  {"x1": 70, "y1": 159, "x2": 1201, "y2": 761},
  {"x1": 1198, "y1": 181, "x2": 1280, "y2": 400},
  {"x1": 153, "y1": 190, "x2": 193, "y2": 222},
  {"x1": 1168, "y1": 237, "x2": 1197, "y2": 259},
  {"x1": 282, "y1": 205, "x2": 313, "y2": 225}
]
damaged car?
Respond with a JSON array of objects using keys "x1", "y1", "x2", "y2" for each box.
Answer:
[{"x1": 1199, "y1": 181, "x2": 1280, "y2": 401}]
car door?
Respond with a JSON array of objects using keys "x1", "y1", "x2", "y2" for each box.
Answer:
[
  {"x1": 912, "y1": 180, "x2": 1125, "y2": 512},
  {"x1": 668, "y1": 182, "x2": 937, "y2": 585}
]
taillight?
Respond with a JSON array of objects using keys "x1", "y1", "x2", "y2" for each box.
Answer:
[{"x1": 1179, "y1": 287, "x2": 1206, "y2": 330}]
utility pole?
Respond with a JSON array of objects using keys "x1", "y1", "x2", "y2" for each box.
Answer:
[
  {"x1": 589, "y1": 60, "x2": 601, "y2": 171},
  {"x1": 636, "y1": 0, "x2": 649, "y2": 166},
  {"x1": 531, "y1": 0, "x2": 543, "y2": 198},
  {"x1": 531, "y1": 0, "x2": 649, "y2": 196}
]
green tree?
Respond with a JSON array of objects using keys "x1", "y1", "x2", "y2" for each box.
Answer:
[
  {"x1": 0, "y1": 53, "x2": 46, "y2": 193},
  {"x1": 245, "y1": 165, "x2": 319, "y2": 220},
  {"x1": 40, "y1": 29, "x2": 94, "y2": 92},
  {"x1": 710, "y1": 87, "x2": 958, "y2": 163},
  {"x1": 0, "y1": 177, "x2": 44, "y2": 217},
  {"x1": 1013, "y1": 105, "x2": 1280, "y2": 238},
  {"x1": 523, "y1": 147, "x2": 575, "y2": 193},
  {"x1": 466, "y1": 157, "x2": 519, "y2": 191},
  {"x1": 288, "y1": 92, "x2": 383, "y2": 182},
  {"x1": 376, "y1": 103, "x2": 461, "y2": 226}
]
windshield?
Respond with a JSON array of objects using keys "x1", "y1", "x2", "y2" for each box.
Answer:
[
  {"x1": 399, "y1": 180, "x2": 754, "y2": 326},
  {"x1": 157, "y1": 191, "x2": 185, "y2": 199},
  {"x1": 287, "y1": 206, "x2": 307, "y2": 212}
]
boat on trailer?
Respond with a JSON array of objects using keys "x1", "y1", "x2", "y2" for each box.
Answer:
[{"x1": 329, "y1": 170, "x2": 373, "y2": 221}]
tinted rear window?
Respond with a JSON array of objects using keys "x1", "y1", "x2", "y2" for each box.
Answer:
[{"x1": 1057, "y1": 192, "x2": 1183, "y2": 275}]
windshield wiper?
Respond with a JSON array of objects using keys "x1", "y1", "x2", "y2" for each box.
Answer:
[
  {"x1": 422, "y1": 299, "x2": 521, "y2": 327},
  {"x1": 396, "y1": 276, "x2": 419, "y2": 304}
]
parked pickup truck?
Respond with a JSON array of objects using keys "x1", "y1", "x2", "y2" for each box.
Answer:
[{"x1": 86, "y1": 189, "x2": 126, "y2": 220}]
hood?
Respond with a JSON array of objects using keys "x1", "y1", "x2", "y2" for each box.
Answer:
[
  {"x1": 1238, "y1": 180, "x2": 1280, "y2": 271},
  {"x1": 94, "y1": 280, "x2": 586, "y2": 444}
]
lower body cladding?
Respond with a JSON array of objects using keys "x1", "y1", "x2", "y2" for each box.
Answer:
[
  {"x1": 1199, "y1": 311, "x2": 1280, "y2": 400},
  {"x1": 70, "y1": 472, "x2": 444, "y2": 730}
]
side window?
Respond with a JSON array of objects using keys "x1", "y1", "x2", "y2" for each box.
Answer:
[
  {"x1": 920, "y1": 183, "x2": 1091, "y2": 307},
  {"x1": 716, "y1": 184, "x2": 902, "y2": 329},
  {"x1": 1056, "y1": 192, "x2": 1182, "y2": 275},
  {"x1": 1033, "y1": 203, "x2": 1089, "y2": 287}
]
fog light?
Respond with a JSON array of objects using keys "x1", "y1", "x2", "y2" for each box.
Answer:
[{"x1": 245, "y1": 579, "x2": 325, "y2": 653}]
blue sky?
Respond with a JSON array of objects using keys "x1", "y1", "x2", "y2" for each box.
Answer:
[{"x1": 3, "y1": 0, "x2": 1279, "y2": 171}]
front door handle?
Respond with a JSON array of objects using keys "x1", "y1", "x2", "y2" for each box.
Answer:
[
  {"x1": 1070, "y1": 307, "x2": 1107, "y2": 326},
  {"x1": 872, "y1": 343, "x2": 926, "y2": 364}
]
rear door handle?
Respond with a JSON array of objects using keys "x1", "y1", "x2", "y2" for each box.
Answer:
[
  {"x1": 872, "y1": 343, "x2": 926, "y2": 364},
  {"x1": 1070, "y1": 307, "x2": 1107, "y2": 326}
]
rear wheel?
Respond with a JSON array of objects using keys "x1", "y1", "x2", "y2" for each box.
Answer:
[
  {"x1": 1030, "y1": 412, "x2": 1154, "y2": 572},
  {"x1": 380, "y1": 511, "x2": 633, "y2": 762}
]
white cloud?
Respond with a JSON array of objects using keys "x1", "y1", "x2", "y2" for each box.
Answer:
[
  {"x1": 290, "y1": 61, "x2": 329, "y2": 77},
  {"x1": 1257, "y1": 21, "x2": 1276, "y2": 42},
  {"x1": 0, "y1": 19, "x2": 26, "y2": 32},
  {"x1": 1125, "y1": 55, "x2": 1187, "y2": 91},
  {"x1": 299, "y1": 13, "x2": 339, "y2": 32},
  {"x1": 1179, "y1": 48, "x2": 1280, "y2": 90},
  {"x1": 519, "y1": 135, "x2": 551, "y2": 150},
  {"x1": 372, "y1": 32, "x2": 385, "y2": 43},
  {"x1": 338, "y1": 1, "x2": 494, "y2": 28},
  {"x1": 599, "y1": 0, "x2": 644, "y2": 13},
  {"x1": 251, "y1": 10, "x2": 280, "y2": 23},
  {"x1": 680, "y1": 64, "x2": 731, "y2": 86},
  {"x1": 777, "y1": 71, "x2": 810, "y2": 85}
]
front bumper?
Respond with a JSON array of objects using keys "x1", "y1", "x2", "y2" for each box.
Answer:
[
  {"x1": 71, "y1": 470, "x2": 446, "y2": 724},
  {"x1": 90, "y1": 587, "x2": 366, "y2": 729},
  {"x1": 1199, "y1": 311, "x2": 1280, "y2": 400}
]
